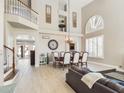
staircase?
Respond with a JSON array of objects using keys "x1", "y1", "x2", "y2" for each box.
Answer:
[{"x1": 4, "y1": 45, "x2": 16, "y2": 81}]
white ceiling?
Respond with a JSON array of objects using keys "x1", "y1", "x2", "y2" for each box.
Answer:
[
  {"x1": 70, "y1": 0, "x2": 94, "y2": 8},
  {"x1": 59, "y1": 0, "x2": 94, "y2": 9}
]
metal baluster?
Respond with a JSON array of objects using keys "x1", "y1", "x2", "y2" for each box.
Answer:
[
  {"x1": 12, "y1": 0, "x2": 14, "y2": 14},
  {"x1": 18, "y1": 1, "x2": 21, "y2": 16},
  {"x1": 4, "y1": 0, "x2": 6, "y2": 13},
  {"x1": 19, "y1": 1, "x2": 21, "y2": 17},
  {"x1": 20, "y1": 2, "x2": 23, "y2": 17},
  {"x1": 5, "y1": 0, "x2": 38, "y2": 24},
  {"x1": 8, "y1": 0, "x2": 10, "y2": 14},
  {"x1": 10, "y1": 0, "x2": 12, "y2": 14},
  {"x1": 15, "y1": 0, "x2": 17, "y2": 15},
  {"x1": 22, "y1": 3, "x2": 24, "y2": 18},
  {"x1": 29, "y1": 7, "x2": 30, "y2": 20},
  {"x1": 17, "y1": 0, "x2": 19, "y2": 15}
]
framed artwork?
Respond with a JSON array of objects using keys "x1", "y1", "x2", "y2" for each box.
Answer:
[
  {"x1": 46, "y1": 5, "x2": 52, "y2": 23},
  {"x1": 72, "y1": 12, "x2": 77, "y2": 28}
]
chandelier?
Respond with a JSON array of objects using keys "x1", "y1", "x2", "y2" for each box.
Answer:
[{"x1": 65, "y1": 35, "x2": 73, "y2": 43}]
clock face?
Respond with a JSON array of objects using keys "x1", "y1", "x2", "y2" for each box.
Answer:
[{"x1": 48, "y1": 40, "x2": 58, "y2": 50}]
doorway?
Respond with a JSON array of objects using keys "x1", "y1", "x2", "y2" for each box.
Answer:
[
  {"x1": 16, "y1": 35, "x2": 35, "y2": 67},
  {"x1": 69, "y1": 43, "x2": 75, "y2": 51}
]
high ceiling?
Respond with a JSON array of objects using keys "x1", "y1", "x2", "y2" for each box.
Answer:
[
  {"x1": 70, "y1": 0, "x2": 94, "y2": 8},
  {"x1": 59, "y1": 0, "x2": 94, "y2": 8}
]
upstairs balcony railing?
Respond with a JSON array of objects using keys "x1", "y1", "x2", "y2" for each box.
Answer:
[{"x1": 5, "y1": 0, "x2": 38, "y2": 24}]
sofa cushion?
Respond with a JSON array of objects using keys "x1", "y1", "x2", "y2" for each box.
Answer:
[
  {"x1": 71, "y1": 66, "x2": 91, "y2": 75},
  {"x1": 97, "y1": 78, "x2": 110, "y2": 85},
  {"x1": 119, "y1": 82, "x2": 124, "y2": 86},
  {"x1": 106, "y1": 80, "x2": 124, "y2": 93}
]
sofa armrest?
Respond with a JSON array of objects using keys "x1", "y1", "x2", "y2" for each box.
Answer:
[
  {"x1": 66, "y1": 68, "x2": 91, "y2": 93},
  {"x1": 66, "y1": 68, "x2": 120, "y2": 93},
  {"x1": 68, "y1": 68, "x2": 82, "y2": 77}
]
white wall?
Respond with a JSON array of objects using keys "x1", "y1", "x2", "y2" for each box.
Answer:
[
  {"x1": 5, "y1": 0, "x2": 83, "y2": 67},
  {"x1": 39, "y1": 33, "x2": 82, "y2": 53},
  {"x1": 39, "y1": 0, "x2": 59, "y2": 31},
  {"x1": 0, "y1": 0, "x2": 4, "y2": 84},
  {"x1": 32, "y1": 0, "x2": 82, "y2": 33},
  {"x1": 31, "y1": 0, "x2": 83, "y2": 58},
  {"x1": 4, "y1": 22, "x2": 14, "y2": 48},
  {"x1": 39, "y1": 34, "x2": 66, "y2": 54},
  {"x1": 69, "y1": 1, "x2": 82, "y2": 34},
  {"x1": 82, "y1": 0, "x2": 124, "y2": 68}
]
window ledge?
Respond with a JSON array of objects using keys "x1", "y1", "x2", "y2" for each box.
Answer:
[{"x1": 88, "y1": 56, "x2": 104, "y2": 60}]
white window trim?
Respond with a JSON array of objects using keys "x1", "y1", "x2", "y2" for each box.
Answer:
[{"x1": 86, "y1": 35, "x2": 104, "y2": 59}]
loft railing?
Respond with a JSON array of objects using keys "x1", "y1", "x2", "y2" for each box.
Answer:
[
  {"x1": 5, "y1": 0, "x2": 38, "y2": 24},
  {"x1": 4, "y1": 45, "x2": 15, "y2": 74}
]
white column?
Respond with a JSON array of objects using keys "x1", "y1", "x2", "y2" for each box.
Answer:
[
  {"x1": 0, "y1": 0, "x2": 4, "y2": 84},
  {"x1": 35, "y1": 32, "x2": 40, "y2": 67}
]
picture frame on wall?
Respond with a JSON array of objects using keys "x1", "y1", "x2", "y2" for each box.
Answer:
[
  {"x1": 46, "y1": 5, "x2": 52, "y2": 24},
  {"x1": 72, "y1": 12, "x2": 77, "y2": 28}
]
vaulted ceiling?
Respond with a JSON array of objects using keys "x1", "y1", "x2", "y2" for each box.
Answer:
[
  {"x1": 70, "y1": 0, "x2": 94, "y2": 8},
  {"x1": 59, "y1": 0, "x2": 94, "y2": 9}
]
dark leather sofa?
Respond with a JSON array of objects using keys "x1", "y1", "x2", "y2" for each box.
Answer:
[{"x1": 66, "y1": 66, "x2": 124, "y2": 93}]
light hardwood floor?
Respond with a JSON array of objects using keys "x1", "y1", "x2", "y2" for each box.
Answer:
[
  {"x1": 14, "y1": 59, "x2": 116, "y2": 93},
  {"x1": 15, "y1": 59, "x2": 75, "y2": 93}
]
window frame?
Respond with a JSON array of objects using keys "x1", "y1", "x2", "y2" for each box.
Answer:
[
  {"x1": 85, "y1": 35, "x2": 104, "y2": 59},
  {"x1": 85, "y1": 15, "x2": 104, "y2": 34}
]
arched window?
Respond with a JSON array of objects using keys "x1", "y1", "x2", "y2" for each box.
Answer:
[
  {"x1": 85, "y1": 15, "x2": 104, "y2": 58},
  {"x1": 86, "y1": 15, "x2": 104, "y2": 33}
]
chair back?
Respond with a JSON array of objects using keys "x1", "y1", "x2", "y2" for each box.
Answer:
[
  {"x1": 64, "y1": 52, "x2": 71, "y2": 64},
  {"x1": 51, "y1": 53, "x2": 55, "y2": 62},
  {"x1": 60, "y1": 51, "x2": 65, "y2": 57},
  {"x1": 82, "y1": 52, "x2": 88, "y2": 62},
  {"x1": 80, "y1": 51, "x2": 83, "y2": 56},
  {"x1": 73, "y1": 52, "x2": 80, "y2": 64},
  {"x1": 53, "y1": 52, "x2": 59, "y2": 57}
]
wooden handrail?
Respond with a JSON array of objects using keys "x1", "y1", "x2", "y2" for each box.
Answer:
[
  {"x1": 4, "y1": 45, "x2": 13, "y2": 51},
  {"x1": 17, "y1": 0, "x2": 39, "y2": 15},
  {"x1": 4, "y1": 45, "x2": 15, "y2": 73}
]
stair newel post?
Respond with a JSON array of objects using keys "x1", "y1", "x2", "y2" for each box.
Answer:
[{"x1": 13, "y1": 47, "x2": 15, "y2": 73}]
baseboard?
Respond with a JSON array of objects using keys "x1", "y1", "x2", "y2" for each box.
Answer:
[{"x1": 4, "y1": 69, "x2": 13, "y2": 79}]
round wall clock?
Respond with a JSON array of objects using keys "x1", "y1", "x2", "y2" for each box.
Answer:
[{"x1": 48, "y1": 39, "x2": 58, "y2": 50}]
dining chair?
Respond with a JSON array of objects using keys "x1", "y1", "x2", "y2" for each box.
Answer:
[
  {"x1": 80, "y1": 51, "x2": 84, "y2": 56},
  {"x1": 53, "y1": 52, "x2": 59, "y2": 58},
  {"x1": 52, "y1": 52, "x2": 60, "y2": 67},
  {"x1": 60, "y1": 51, "x2": 65, "y2": 57},
  {"x1": 71, "y1": 52, "x2": 80, "y2": 66},
  {"x1": 59, "y1": 52, "x2": 71, "y2": 70},
  {"x1": 80, "y1": 52, "x2": 88, "y2": 68},
  {"x1": 59, "y1": 51, "x2": 65, "y2": 61}
]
